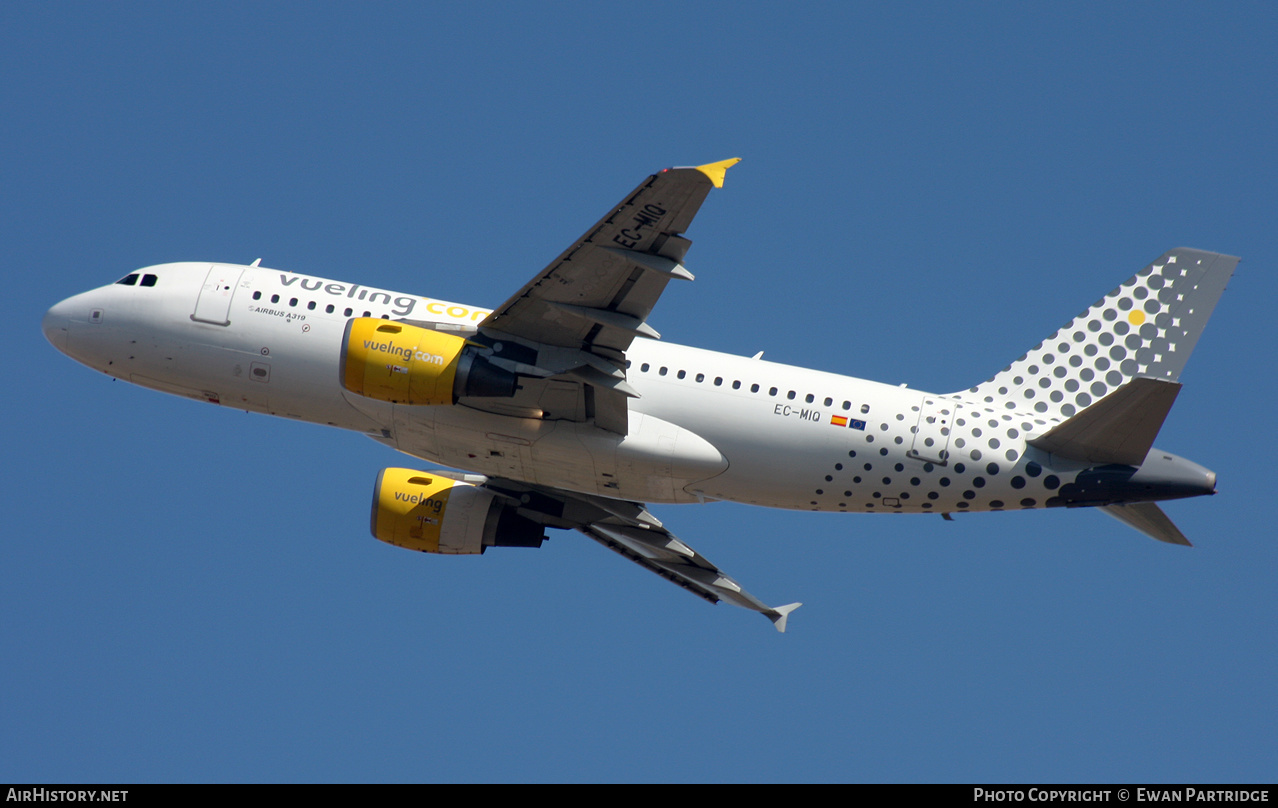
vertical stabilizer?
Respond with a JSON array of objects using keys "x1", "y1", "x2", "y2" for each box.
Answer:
[{"x1": 958, "y1": 248, "x2": 1238, "y2": 422}]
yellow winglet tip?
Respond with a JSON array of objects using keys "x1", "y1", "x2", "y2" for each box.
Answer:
[{"x1": 694, "y1": 157, "x2": 741, "y2": 188}]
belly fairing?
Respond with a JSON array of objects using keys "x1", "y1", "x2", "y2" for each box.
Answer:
[{"x1": 391, "y1": 406, "x2": 727, "y2": 504}]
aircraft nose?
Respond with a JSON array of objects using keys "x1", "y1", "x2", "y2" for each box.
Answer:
[{"x1": 42, "y1": 299, "x2": 71, "y2": 352}]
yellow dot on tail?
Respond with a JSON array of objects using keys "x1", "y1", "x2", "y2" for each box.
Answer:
[{"x1": 1128, "y1": 310, "x2": 1145, "y2": 326}]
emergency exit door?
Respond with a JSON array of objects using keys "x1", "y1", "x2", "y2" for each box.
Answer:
[
  {"x1": 191, "y1": 264, "x2": 244, "y2": 326},
  {"x1": 909, "y1": 396, "x2": 957, "y2": 465}
]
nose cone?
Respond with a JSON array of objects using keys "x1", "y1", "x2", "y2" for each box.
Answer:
[{"x1": 42, "y1": 298, "x2": 71, "y2": 352}]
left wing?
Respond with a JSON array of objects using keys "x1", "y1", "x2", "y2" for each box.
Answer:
[
  {"x1": 466, "y1": 159, "x2": 739, "y2": 434},
  {"x1": 442, "y1": 472, "x2": 800, "y2": 632},
  {"x1": 398, "y1": 163, "x2": 800, "y2": 630}
]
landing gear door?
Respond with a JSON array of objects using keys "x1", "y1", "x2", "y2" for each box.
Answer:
[
  {"x1": 909, "y1": 396, "x2": 956, "y2": 465},
  {"x1": 192, "y1": 264, "x2": 244, "y2": 326}
]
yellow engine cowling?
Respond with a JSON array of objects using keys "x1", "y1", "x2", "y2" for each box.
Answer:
[
  {"x1": 341, "y1": 319, "x2": 517, "y2": 405},
  {"x1": 370, "y1": 468, "x2": 545, "y2": 554},
  {"x1": 342, "y1": 319, "x2": 464, "y2": 405}
]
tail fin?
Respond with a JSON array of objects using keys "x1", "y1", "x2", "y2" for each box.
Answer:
[{"x1": 957, "y1": 248, "x2": 1239, "y2": 422}]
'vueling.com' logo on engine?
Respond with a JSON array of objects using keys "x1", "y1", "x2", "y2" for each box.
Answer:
[{"x1": 363, "y1": 339, "x2": 446, "y2": 366}]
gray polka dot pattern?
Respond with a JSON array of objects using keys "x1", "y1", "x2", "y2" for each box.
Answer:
[
  {"x1": 961, "y1": 248, "x2": 1238, "y2": 425},
  {"x1": 787, "y1": 247, "x2": 1235, "y2": 516}
]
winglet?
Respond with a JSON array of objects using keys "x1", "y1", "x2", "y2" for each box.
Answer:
[
  {"x1": 695, "y1": 157, "x2": 742, "y2": 189},
  {"x1": 767, "y1": 602, "x2": 803, "y2": 633}
]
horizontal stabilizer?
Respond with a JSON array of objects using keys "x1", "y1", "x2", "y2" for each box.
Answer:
[
  {"x1": 1100, "y1": 502, "x2": 1192, "y2": 546},
  {"x1": 1028, "y1": 377, "x2": 1181, "y2": 466}
]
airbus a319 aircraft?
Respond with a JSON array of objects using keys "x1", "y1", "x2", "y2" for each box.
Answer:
[{"x1": 43, "y1": 160, "x2": 1237, "y2": 631}]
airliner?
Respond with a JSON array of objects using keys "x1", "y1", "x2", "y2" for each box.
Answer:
[{"x1": 42, "y1": 159, "x2": 1237, "y2": 631}]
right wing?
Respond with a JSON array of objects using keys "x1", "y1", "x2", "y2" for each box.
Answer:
[
  {"x1": 577, "y1": 517, "x2": 801, "y2": 633},
  {"x1": 448, "y1": 473, "x2": 801, "y2": 632}
]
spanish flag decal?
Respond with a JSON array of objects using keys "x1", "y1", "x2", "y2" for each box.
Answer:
[{"x1": 831, "y1": 415, "x2": 848, "y2": 427}]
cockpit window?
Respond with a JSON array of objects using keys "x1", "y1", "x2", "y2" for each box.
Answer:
[
  {"x1": 140, "y1": 274, "x2": 158, "y2": 287},
  {"x1": 115, "y1": 274, "x2": 139, "y2": 286}
]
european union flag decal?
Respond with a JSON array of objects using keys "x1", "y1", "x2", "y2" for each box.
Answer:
[{"x1": 848, "y1": 419, "x2": 866, "y2": 431}]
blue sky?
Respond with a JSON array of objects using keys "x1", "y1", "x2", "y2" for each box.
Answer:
[{"x1": 4, "y1": 2, "x2": 1276, "y2": 783}]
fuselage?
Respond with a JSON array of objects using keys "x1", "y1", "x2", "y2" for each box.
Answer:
[{"x1": 43, "y1": 261, "x2": 1216, "y2": 515}]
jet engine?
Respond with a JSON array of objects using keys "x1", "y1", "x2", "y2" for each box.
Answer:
[
  {"x1": 370, "y1": 467, "x2": 546, "y2": 554},
  {"x1": 341, "y1": 319, "x2": 517, "y2": 405}
]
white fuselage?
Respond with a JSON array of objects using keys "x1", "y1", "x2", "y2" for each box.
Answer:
[{"x1": 44, "y1": 261, "x2": 1126, "y2": 515}]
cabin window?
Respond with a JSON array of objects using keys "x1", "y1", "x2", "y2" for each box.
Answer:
[
  {"x1": 695, "y1": 373, "x2": 704, "y2": 383},
  {"x1": 344, "y1": 307, "x2": 353, "y2": 317},
  {"x1": 659, "y1": 367, "x2": 668, "y2": 376},
  {"x1": 732, "y1": 381, "x2": 741, "y2": 390},
  {"x1": 307, "y1": 301, "x2": 316, "y2": 310},
  {"x1": 289, "y1": 298, "x2": 298, "y2": 307},
  {"x1": 805, "y1": 393, "x2": 814, "y2": 403},
  {"x1": 271, "y1": 294, "x2": 280, "y2": 303},
  {"x1": 787, "y1": 390, "x2": 796, "y2": 400},
  {"x1": 714, "y1": 377, "x2": 723, "y2": 386},
  {"x1": 326, "y1": 304, "x2": 335, "y2": 314},
  {"x1": 677, "y1": 370, "x2": 686, "y2": 379},
  {"x1": 842, "y1": 401, "x2": 851, "y2": 410},
  {"x1": 641, "y1": 363, "x2": 650, "y2": 372},
  {"x1": 751, "y1": 384, "x2": 760, "y2": 393},
  {"x1": 861, "y1": 404, "x2": 871, "y2": 414},
  {"x1": 824, "y1": 397, "x2": 833, "y2": 406},
  {"x1": 252, "y1": 291, "x2": 261, "y2": 300},
  {"x1": 769, "y1": 387, "x2": 778, "y2": 396}
]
